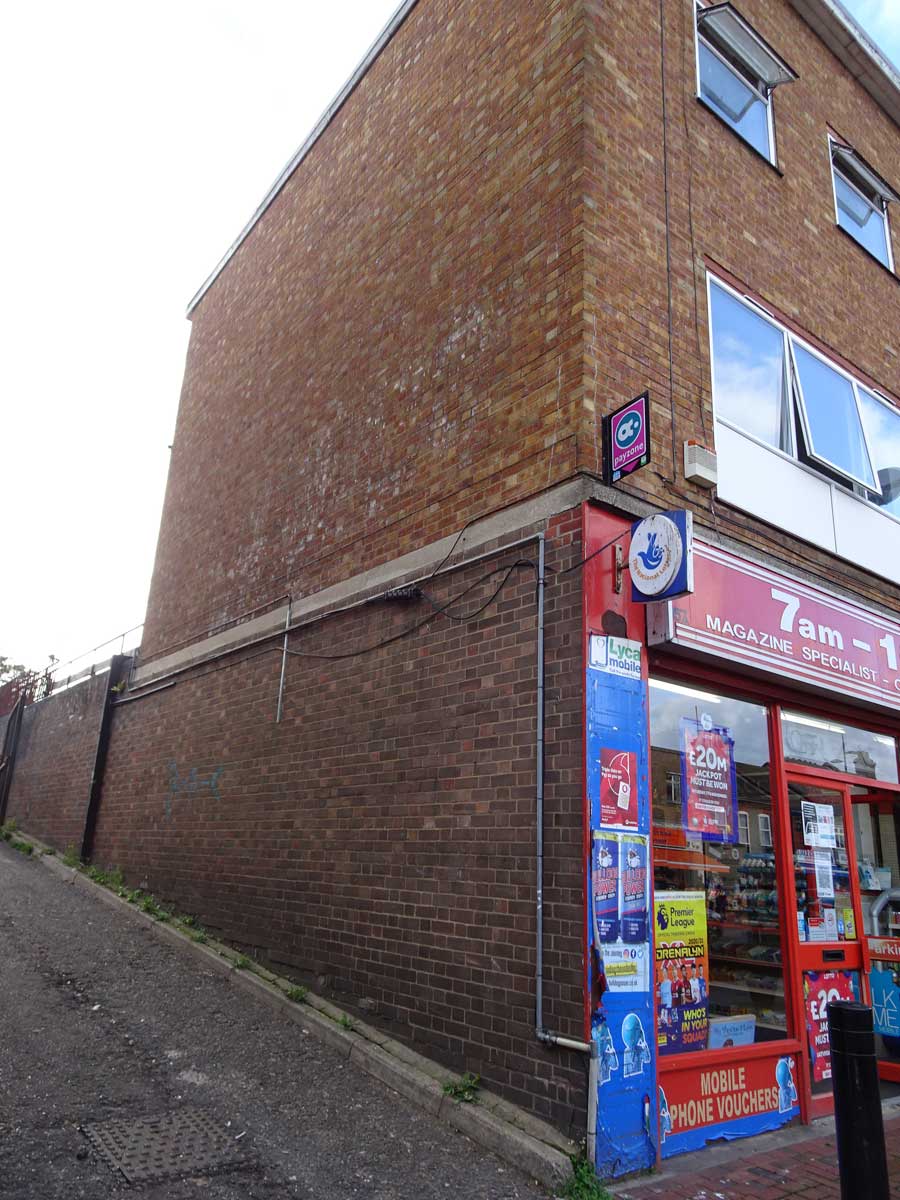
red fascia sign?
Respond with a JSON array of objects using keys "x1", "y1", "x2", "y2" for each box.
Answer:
[{"x1": 648, "y1": 541, "x2": 900, "y2": 713}]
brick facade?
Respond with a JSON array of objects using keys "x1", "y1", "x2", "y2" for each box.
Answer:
[
  {"x1": 3, "y1": 673, "x2": 108, "y2": 852},
  {"x1": 94, "y1": 514, "x2": 587, "y2": 1128},
  {"x1": 141, "y1": 0, "x2": 586, "y2": 663}
]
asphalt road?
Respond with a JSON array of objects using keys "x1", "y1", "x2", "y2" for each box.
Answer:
[{"x1": 0, "y1": 842, "x2": 548, "y2": 1199}]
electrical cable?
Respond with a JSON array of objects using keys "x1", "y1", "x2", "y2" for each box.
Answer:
[{"x1": 285, "y1": 559, "x2": 537, "y2": 661}]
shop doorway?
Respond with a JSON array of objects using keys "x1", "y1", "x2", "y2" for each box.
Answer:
[
  {"x1": 784, "y1": 775, "x2": 866, "y2": 1119},
  {"x1": 781, "y1": 774, "x2": 900, "y2": 1117}
]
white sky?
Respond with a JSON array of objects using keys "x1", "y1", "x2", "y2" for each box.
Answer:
[{"x1": 1, "y1": 0, "x2": 898, "y2": 676}]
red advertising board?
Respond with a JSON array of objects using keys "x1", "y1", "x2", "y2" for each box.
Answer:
[
  {"x1": 599, "y1": 748, "x2": 638, "y2": 828},
  {"x1": 660, "y1": 1055, "x2": 798, "y2": 1147},
  {"x1": 804, "y1": 970, "x2": 857, "y2": 1083},
  {"x1": 647, "y1": 541, "x2": 900, "y2": 712}
]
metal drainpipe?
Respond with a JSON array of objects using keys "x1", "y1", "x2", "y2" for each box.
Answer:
[
  {"x1": 535, "y1": 532, "x2": 547, "y2": 1040},
  {"x1": 535, "y1": 532, "x2": 590, "y2": 1057}
]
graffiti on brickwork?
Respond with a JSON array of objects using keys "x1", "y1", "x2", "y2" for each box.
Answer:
[{"x1": 165, "y1": 762, "x2": 223, "y2": 819}]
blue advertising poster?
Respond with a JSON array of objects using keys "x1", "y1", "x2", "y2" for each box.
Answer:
[{"x1": 587, "y1": 636, "x2": 657, "y2": 1179}]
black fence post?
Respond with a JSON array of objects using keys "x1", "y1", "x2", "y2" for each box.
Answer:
[{"x1": 827, "y1": 999, "x2": 889, "y2": 1200}]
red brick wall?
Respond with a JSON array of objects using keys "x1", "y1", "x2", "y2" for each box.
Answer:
[
  {"x1": 141, "y1": 0, "x2": 586, "y2": 662},
  {"x1": 4, "y1": 673, "x2": 109, "y2": 851},
  {"x1": 96, "y1": 515, "x2": 588, "y2": 1129},
  {"x1": 581, "y1": 0, "x2": 900, "y2": 611}
]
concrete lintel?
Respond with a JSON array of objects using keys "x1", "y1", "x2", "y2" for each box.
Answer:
[{"x1": 132, "y1": 477, "x2": 609, "y2": 688}]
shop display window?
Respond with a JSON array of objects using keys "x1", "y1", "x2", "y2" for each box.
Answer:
[
  {"x1": 781, "y1": 711, "x2": 899, "y2": 784},
  {"x1": 649, "y1": 679, "x2": 789, "y2": 1053}
]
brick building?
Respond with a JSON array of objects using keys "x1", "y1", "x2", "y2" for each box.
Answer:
[{"x1": 11, "y1": 0, "x2": 900, "y2": 1181}]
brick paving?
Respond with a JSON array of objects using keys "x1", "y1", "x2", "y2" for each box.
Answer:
[{"x1": 612, "y1": 1114, "x2": 900, "y2": 1199}]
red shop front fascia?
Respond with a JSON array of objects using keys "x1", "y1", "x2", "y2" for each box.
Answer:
[{"x1": 582, "y1": 502, "x2": 900, "y2": 1158}]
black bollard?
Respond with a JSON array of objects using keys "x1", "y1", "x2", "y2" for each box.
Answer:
[{"x1": 827, "y1": 1000, "x2": 889, "y2": 1200}]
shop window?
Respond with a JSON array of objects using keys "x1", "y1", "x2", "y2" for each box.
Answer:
[
  {"x1": 758, "y1": 812, "x2": 773, "y2": 848},
  {"x1": 695, "y1": 3, "x2": 796, "y2": 164},
  {"x1": 787, "y1": 781, "x2": 857, "y2": 945},
  {"x1": 709, "y1": 276, "x2": 900, "y2": 526},
  {"x1": 781, "y1": 711, "x2": 900, "y2": 785},
  {"x1": 650, "y1": 680, "x2": 789, "y2": 1054},
  {"x1": 830, "y1": 138, "x2": 897, "y2": 271},
  {"x1": 738, "y1": 810, "x2": 750, "y2": 845}
]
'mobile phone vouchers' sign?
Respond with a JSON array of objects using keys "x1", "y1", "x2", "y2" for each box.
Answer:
[
  {"x1": 647, "y1": 541, "x2": 900, "y2": 712},
  {"x1": 660, "y1": 1056, "x2": 799, "y2": 1158}
]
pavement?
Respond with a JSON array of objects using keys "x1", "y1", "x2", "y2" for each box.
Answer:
[
  {"x1": 0, "y1": 839, "x2": 555, "y2": 1199},
  {"x1": 610, "y1": 1112, "x2": 900, "y2": 1199}
]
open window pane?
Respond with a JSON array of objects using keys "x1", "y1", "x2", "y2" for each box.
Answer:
[
  {"x1": 710, "y1": 282, "x2": 789, "y2": 450},
  {"x1": 834, "y1": 172, "x2": 890, "y2": 267},
  {"x1": 698, "y1": 41, "x2": 771, "y2": 159},
  {"x1": 858, "y1": 387, "x2": 900, "y2": 516},
  {"x1": 791, "y1": 342, "x2": 877, "y2": 489}
]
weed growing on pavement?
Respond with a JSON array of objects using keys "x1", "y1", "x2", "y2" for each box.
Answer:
[
  {"x1": 338, "y1": 1013, "x2": 355, "y2": 1031},
  {"x1": 286, "y1": 986, "x2": 308, "y2": 1004},
  {"x1": 11, "y1": 839, "x2": 34, "y2": 856},
  {"x1": 442, "y1": 1072, "x2": 480, "y2": 1103},
  {"x1": 190, "y1": 930, "x2": 209, "y2": 944},
  {"x1": 559, "y1": 1157, "x2": 612, "y2": 1200},
  {"x1": 62, "y1": 844, "x2": 80, "y2": 867},
  {"x1": 233, "y1": 955, "x2": 252, "y2": 971}
]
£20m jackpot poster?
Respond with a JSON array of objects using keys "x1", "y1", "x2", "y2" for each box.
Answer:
[{"x1": 680, "y1": 718, "x2": 737, "y2": 843}]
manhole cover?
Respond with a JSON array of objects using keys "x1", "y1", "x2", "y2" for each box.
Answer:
[{"x1": 81, "y1": 1108, "x2": 254, "y2": 1184}]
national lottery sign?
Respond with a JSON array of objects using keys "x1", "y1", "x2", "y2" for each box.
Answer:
[{"x1": 648, "y1": 540, "x2": 900, "y2": 713}]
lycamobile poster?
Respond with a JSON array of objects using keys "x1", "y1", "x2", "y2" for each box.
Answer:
[
  {"x1": 655, "y1": 891, "x2": 709, "y2": 1055},
  {"x1": 680, "y1": 717, "x2": 737, "y2": 843}
]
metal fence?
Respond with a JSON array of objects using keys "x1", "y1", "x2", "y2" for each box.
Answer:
[{"x1": 0, "y1": 625, "x2": 143, "y2": 718}]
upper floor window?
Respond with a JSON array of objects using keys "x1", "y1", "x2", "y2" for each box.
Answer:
[
  {"x1": 696, "y1": 3, "x2": 797, "y2": 164},
  {"x1": 708, "y1": 277, "x2": 900, "y2": 517},
  {"x1": 830, "y1": 139, "x2": 898, "y2": 271}
]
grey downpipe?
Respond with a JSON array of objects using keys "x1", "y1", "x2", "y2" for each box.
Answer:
[{"x1": 535, "y1": 531, "x2": 590, "y2": 1056}]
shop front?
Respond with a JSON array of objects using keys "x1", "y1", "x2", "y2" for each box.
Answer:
[{"x1": 583, "y1": 505, "x2": 900, "y2": 1177}]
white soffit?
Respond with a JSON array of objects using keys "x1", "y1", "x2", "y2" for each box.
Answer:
[{"x1": 789, "y1": 0, "x2": 900, "y2": 129}]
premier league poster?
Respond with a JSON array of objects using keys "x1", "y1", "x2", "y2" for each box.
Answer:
[
  {"x1": 680, "y1": 717, "x2": 737, "y2": 843},
  {"x1": 655, "y1": 891, "x2": 709, "y2": 1055}
]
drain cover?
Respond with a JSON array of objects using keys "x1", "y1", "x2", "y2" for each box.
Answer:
[{"x1": 81, "y1": 1108, "x2": 254, "y2": 1184}]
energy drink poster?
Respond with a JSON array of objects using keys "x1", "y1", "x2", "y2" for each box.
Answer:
[
  {"x1": 586, "y1": 626, "x2": 656, "y2": 1179},
  {"x1": 680, "y1": 717, "x2": 737, "y2": 843},
  {"x1": 591, "y1": 831, "x2": 650, "y2": 993},
  {"x1": 655, "y1": 891, "x2": 709, "y2": 1055}
]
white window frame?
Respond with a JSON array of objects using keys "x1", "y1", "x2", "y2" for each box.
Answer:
[
  {"x1": 829, "y1": 136, "x2": 896, "y2": 273},
  {"x1": 758, "y1": 812, "x2": 773, "y2": 848},
  {"x1": 706, "y1": 273, "x2": 900, "y2": 519},
  {"x1": 694, "y1": 2, "x2": 795, "y2": 167},
  {"x1": 788, "y1": 338, "x2": 880, "y2": 492},
  {"x1": 738, "y1": 810, "x2": 751, "y2": 846}
]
